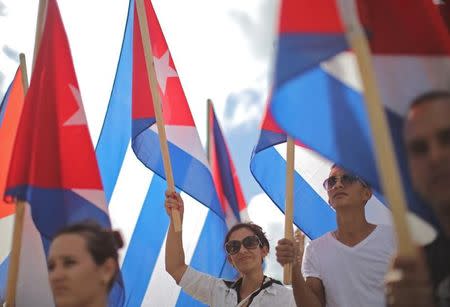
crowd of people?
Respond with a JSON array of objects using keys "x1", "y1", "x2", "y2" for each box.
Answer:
[{"x1": 40, "y1": 91, "x2": 448, "y2": 306}]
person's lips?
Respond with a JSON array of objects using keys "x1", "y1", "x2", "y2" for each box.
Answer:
[
  {"x1": 237, "y1": 255, "x2": 252, "y2": 262},
  {"x1": 52, "y1": 282, "x2": 69, "y2": 294},
  {"x1": 52, "y1": 284, "x2": 69, "y2": 296},
  {"x1": 333, "y1": 192, "x2": 348, "y2": 199}
]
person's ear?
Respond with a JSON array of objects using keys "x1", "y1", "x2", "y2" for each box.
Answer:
[
  {"x1": 363, "y1": 187, "x2": 372, "y2": 203},
  {"x1": 261, "y1": 245, "x2": 269, "y2": 258},
  {"x1": 99, "y1": 258, "x2": 116, "y2": 287}
]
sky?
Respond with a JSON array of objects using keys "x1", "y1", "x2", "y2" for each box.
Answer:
[{"x1": 0, "y1": 0, "x2": 289, "y2": 279}]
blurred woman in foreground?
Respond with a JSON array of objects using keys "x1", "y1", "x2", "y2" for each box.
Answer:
[{"x1": 47, "y1": 221, "x2": 123, "y2": 307}]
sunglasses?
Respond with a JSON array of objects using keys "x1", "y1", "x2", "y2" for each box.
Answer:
[
  {"x1": 322, "y1": 174, "x2": 365, "y2": 191},
  {"x1": 225, "y1": 235, "x2": 262, "y2": 255}
]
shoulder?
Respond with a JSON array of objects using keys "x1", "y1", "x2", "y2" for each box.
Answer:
[
  {"x1": 307, "y1": 232, "x2": 334, "y2": 250},
  {"x1": 265, "y1": 280, "x2": 296, "y2": 305},
  {"x1": 179, "y1": 266, "x2": 234, "y2": 304},
  {"x1": 179, "y1": 266, "x2": 224, "y2": 289},
  {"x1": 369, "y1": 225, "x2": 396, "y2": 253},
  {"x1": 303, "y1": 232, "x2": 334, "y2": 265},
  {"x1": 375, "y1": 224, "x2": 394, "y2": 235},
  {"x1": 270, "y1": 282, "x2": 293, "y2": 295},
  {"x1": 373, "y1": 225, "x2": 396, "y2": 242}
]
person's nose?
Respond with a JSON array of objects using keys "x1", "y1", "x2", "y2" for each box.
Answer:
[
  {"x1": 237, "y1": 244, "x2": 249, "y2": 254},
  {"x1": 428, "y1": 140, "x2": 446, "y2": 165},
  {"x1": 332, "y1": 177, "x2": 344, "y2": 189},
  {"x1": 49, "y1": 264, "x2": 65, "y2": 283}
]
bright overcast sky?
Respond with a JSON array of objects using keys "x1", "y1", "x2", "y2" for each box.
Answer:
[
  {"x1": 0, "y1": 0, "x2": 288, "y2": 278},
  {"x1": 0, "y1": 0, "x2": 280, "y2": 196},
  {"x1": 0, "y1": 0, "x2": 278, "y2": 143}
]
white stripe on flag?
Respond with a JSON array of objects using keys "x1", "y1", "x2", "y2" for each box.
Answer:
[
  {"x1": 109, "y1": 144, "x2": 154, "y2": 264},
  {"x1": 0, "y1": 214, "x2": 14, "y2": 264},
  {"x1": 150, "y1": 125, "x2": 210, "y2": 169},
  {"x1": 322, "y1": 53, "x2": 450, "y2": 116},
  {"x1": 16, "y1": 204, "x2": 53, "y2": 306}
]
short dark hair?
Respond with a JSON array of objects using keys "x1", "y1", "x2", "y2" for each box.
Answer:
[
  {"x1": 53, "y1": 220, "x2": 123, "y2": 290},
  {"x1": 224, "y1": 223, "x2": 270, "y2": 252},
  {"x1": 330, "y1": 163, "x2": 370, "y2": 188},
  {"x1": 409, "y1": 90, "x2": 450, "y2": 109}
]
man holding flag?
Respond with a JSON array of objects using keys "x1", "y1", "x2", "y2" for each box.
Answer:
[{"x1": 276, "y1": 165, "x2": 395, "y2": 307}]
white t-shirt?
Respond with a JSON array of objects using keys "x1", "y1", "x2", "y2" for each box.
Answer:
[
  {"x1": 302, "y1": 225, "x2": 396, "y2": 307},
  {"x1": 179, "y1": 266, "x2": 296, "y2": 306}
]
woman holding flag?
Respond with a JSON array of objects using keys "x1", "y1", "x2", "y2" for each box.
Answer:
[{"x1": 164, "y1": 191, "x2": 296, "y2": 306}]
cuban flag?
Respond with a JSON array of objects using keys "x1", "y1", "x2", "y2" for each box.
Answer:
[
  {"x1": 0, "y1": 67, "x2": 25, "y2": 303},
  {"x1": 3, "y1": 0, "x2": 124, "y2": 305},
  {"x1": 269, "y1": 0, "x2": 450, "y2": 232},
  {"x1": 208, "y1": 101, "x2": 249, "y2": 227},
  {"x1": 131, "y1": 0, "x2": 223, "y2": 219},
  {"x1": 0, "y1": 68, "x2": 24, "y2": 246},
  {"x1": 96, "y1": 1, "x2": 235, "y2": 305}
]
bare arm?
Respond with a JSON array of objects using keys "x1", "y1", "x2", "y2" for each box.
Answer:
[
  {"x1": 292, "y1": 265, "x2": 325, "y2": 307},
  {"x1": 164, "y1": 191, "x2": 188, "y2": 283},
  {"x1": 276, "y1": 232, "x2": 325, "y2": 307}
]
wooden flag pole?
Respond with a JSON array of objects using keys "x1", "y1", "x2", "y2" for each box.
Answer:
[
  {"x1": 32, "y1": 0, "x2": 47, "y2": 71},
  {"x1": 6, "y1": 0, "x2": 45, "y2": 301},
  {"x1": 206, "y1": 99, "x2": 213, "y2": 162},
  {"x1": 336, "y1": 0, "x2": 414, "y2": 257},
  {"x1": 5, "y1": 54, "x2": 29, "y2": 307},
  {"x1": 135, "y1": 0, "x2": 181, "y2": 232},
  {"x1": 283, "y1": 137, "x2": 295, "y2": 284}
]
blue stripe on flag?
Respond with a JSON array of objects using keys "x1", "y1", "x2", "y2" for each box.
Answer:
[
  {"x1": 0, "y1": 75, "x2": 15, "y2": 127},
  {"x1": 5, "y1": 186, "x2": 111, "y2": 239},
  {"x1": 212, "y1": 117, "x2": 241, "y2": 218},
  {"x1": 132, "y1": 129, "x2": 224, "y2": 220},
  {"x1": 0, "y1": 256, "x2": 9, "y2": 301},
  {"x1": 273, "y1": 66, "x2": 374, "y2": 168},
  {"x1": 254, "y1": 130, "x2": 286, "y2": 153},
  {"x1": 251, "y1": 145, "x2": 336, "y2": 239},
  {"x1": 96, "y1": 0, "x2": 134, "y2": 202},
  {"x1": 275, "y1": 33, "x2": 347, "y2": 86},
  {"x1": 120, "y1": 175, "x2": 169, "y2": 306}
]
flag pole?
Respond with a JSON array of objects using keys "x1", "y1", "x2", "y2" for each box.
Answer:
[
  {"x1": 206, "y1": 99, "x2": 212, "y2": 161},
  {"x1": 32, "y1": 0, "x2": 47, "y2": 71},
  {"x1": 135, "y1": 0, "x2": 181, "y2": 232},
  {"x1": 5, "y1": 54, "x2": 29, "y2": 307},
  {"x1": 283, "y1": 137, "x2": 295, "y2": 284},
  {"x1": 336, "y1": 0, "x2": 414, "y2": 257}
]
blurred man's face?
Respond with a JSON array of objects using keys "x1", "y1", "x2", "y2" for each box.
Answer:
[{"x1": 404, "y1": 98, "x2": 450, "y2": 225}]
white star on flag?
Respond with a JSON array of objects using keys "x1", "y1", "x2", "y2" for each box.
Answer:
[
  {"x1": 153, "y1": 50, "x2": 178, "y2": 94},
  {"x1": 63, "y1": 84, "x2": 87, "y2": 126}
]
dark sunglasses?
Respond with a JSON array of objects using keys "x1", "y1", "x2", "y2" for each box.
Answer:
[
  {"x1": 323, "y1": 174, "x2": 365, "y2": 191},
  {"x1": 225, "y1": 235, "x2": 262, "y2": 255}
]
